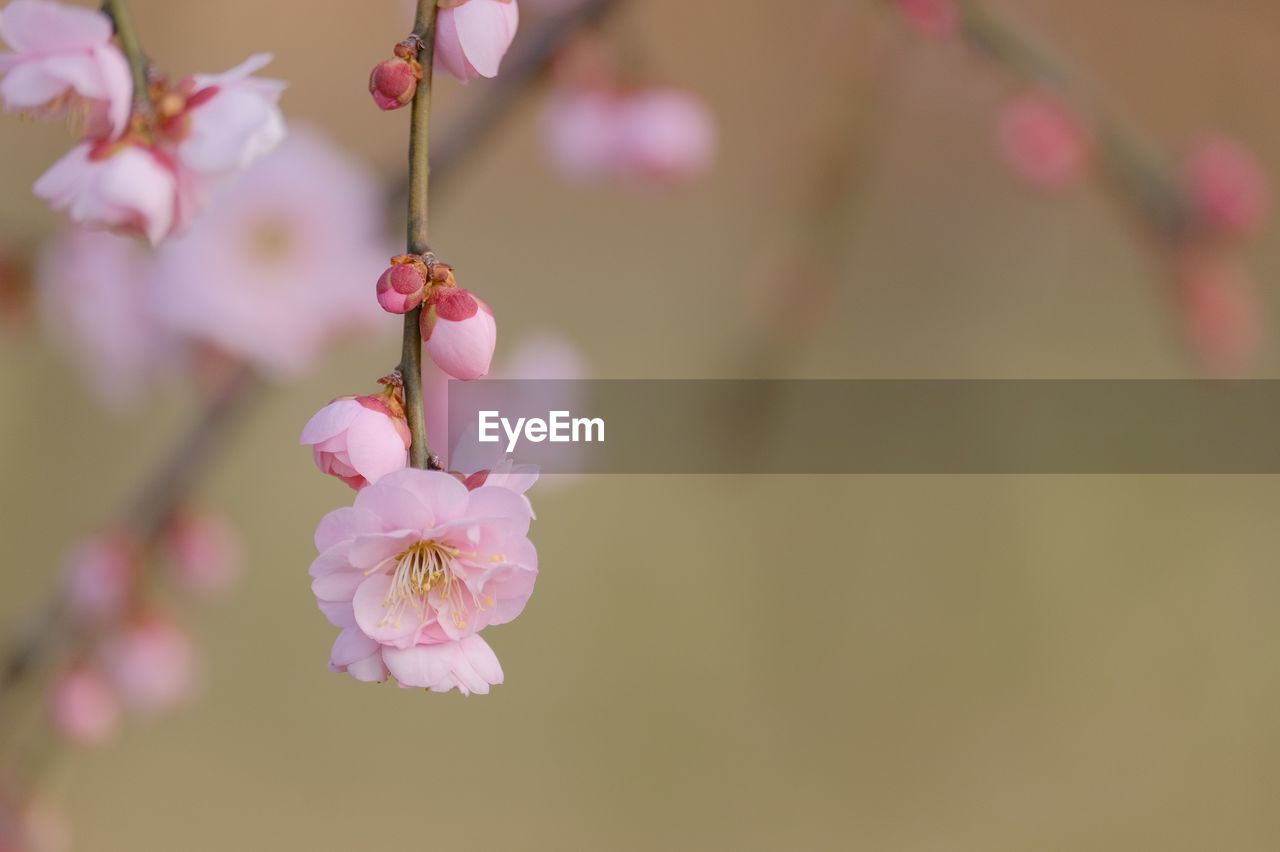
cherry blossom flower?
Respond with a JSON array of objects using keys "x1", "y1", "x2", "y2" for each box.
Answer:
[
  {"x1": 310, "y1": 468, "x2": 538, "y2": 694},
  {"x1": 148, "y1": 127, "x2": 390, "y2": 375},
  {"x1": 176, "y1": 54, "x2": 287, "y2": 175},
  {"x1": 422, "y1": 288, "x2": 497, "y2": 380},
  {"x1": 34, "y1": 141, "x2": 179, "y2": 245},
  {"x1": 435, "y1": 0, "x2": 519, "y2": 82},
  {"x1": 99, "y1": 614, "x2": 199, "y2": 715},
  {"x1": 301, "y1": 394, "x2": 411, "y2": 489},
  {"x1": 997, "y1": 93, "x2": 1090, "y2": 190},
  {"x1": 542, "y1": 87, "x2": 716, "y2": 185},
  {"x1": 1182, "y1": 135, "x2": 1270, "y2": 239},
  {"x1": 37, "y1": 227, "x2": 177, "y2": 409},
  {"x1": 161, "y1": 509, "x2": 242, "y2": 599},
  {"x1": 47, "y1": 666, "x2": 119, "y2": 747},
  {"x1": 0, "y1": 0, "x2": 132, "y2": 136}
]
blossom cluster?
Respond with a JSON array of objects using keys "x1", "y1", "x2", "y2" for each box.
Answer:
[{"x1": 0, "y1": 0, "x2": 285, "y2": 244}]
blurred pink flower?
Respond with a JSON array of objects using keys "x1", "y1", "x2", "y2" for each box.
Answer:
[
  {"x1": 301, "y1": 394, "x2": 411, "y2": 489},
  {"x1": 435, "y1": 0, "x2": 520, "y2": 82},
  {"x1": 1176, "y1": 253, "x2": 1260, "y2": 376},
  {"x1": 542, "y1": 87, "x2": 716, "y2": 185},
  {"x1": 997, "y1": 94, "x2": 1089, "y2": 191},
  {"x1": 895, "y1": 0, "x2": 958, "y2": 36},
  {"x1": 162, "y1": 509, "x2": 242, "y2": 599},
  {"x1": 34, "y1": 141, "x2": 178, "y2": 245},
  {"x1": 99, "y1": 614, "x2": 198, "y2": 715},
  {"x1": 61, "y1": 531, "x2": 137, "y2": 620},
  {"x1": 0, "y1": 793, "x2": 69, "y2": 852},
  {"x1": 311, "y1": 468, "x2": 538, "y2": 694},
  {"x1": 47, "y1": 665, "x2": 119, "y2": 747},
  {"x1": 1183, "y1": 136, "x2": 1270, "y2": 239},
  {"x1": 0, "y1": 0, "x2": 132, "y2": 136},
  {"x1": 148, "y1": 127, "x2": 390, "y2": 375},
  {"x1": 422, "y1": 288, "x2": 496, "y2": 381},
  {"x1": 37, "y1": 227, "x2": 177, "y2": 409},
  {"x1": 177, "y1": 54, "x2": 287, "y2": 175}
]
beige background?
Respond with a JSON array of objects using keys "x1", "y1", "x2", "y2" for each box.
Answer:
[{"x1": 3, "y1": 0, "x2": 1280, "y2": 849}]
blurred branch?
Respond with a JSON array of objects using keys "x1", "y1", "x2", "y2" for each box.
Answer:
[
  {"x1": 401, "y1": 0, "x2": 442, "y2": 470},
  {"x1": 101, "y1": 0, "x2": 151, "y2": 111}
]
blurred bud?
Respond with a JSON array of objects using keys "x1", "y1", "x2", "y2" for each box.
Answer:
[
  {"x1": 162, "y1": 508, "x2": 242, "y2": 599},
  {"x1": 47, "y1": 665, "x2": 119, "y2": 747},
  {"x1": 300, "y1": 393, "x2": 411, "y2": 489},
  {"x1": 422, "y1": 288, "x2": 497, "y2": 381},
  {"x1": 1183, "y1": 135, "x2": 1270, "y2": 239},
  {"x1": 895, "y1": 0, "x2": 958, "y2": 37},
  {"x1": 997, "y1": 93, "x2": 1090, "y2": 190},
  {"x1": 376, "y1": 255, "x2": 430, "y2": 314},
  {"x1": 369, "y1": 46, "x2": 422, "y2": 111},
  {"x1": 99, "y1": 613, "x2": 199, "y2": 716},
  {"x1": 0, "y1": 791, "x2": 70, "y2": 852},
  {"x1": 1175, "y1": 252, "x2": 1260, "y2": 376},
  {"x1": 62, "y1": 532, "x2": 137, "y2": 620}
]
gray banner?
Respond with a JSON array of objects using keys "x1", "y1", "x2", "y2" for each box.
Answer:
[{"x1": 443, "y1": 380, "x2": 1280, "y2": 473}]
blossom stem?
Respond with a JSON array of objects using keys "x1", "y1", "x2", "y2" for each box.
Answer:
[
  {"x1": 401, "y1": 0, "x2": 441, "y2": 470},
  {"x1": 101, "y1": 0, "x2": 151, "y2": 111}
]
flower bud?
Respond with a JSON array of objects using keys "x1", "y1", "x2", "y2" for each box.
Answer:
[
  {"x1": 422, "y1": 288, "x2": 497, "y2": 381},
  {"x1": 161, "y1": 508, "x2": 242, "y2": 599},
  {"x1": 997, "y1": 94, "x2": 1089, "y2": 190},
  {"x1": 100, "y1": 614, "x2": 198, "y2": 716},
  {"x1": 1175, "y1": 252, "x2": 1260, "y2": 376},
  {"x1": 376, "y1": 255, "x2": 430, "y2": 314},
  {"x1": 1183, "y1": 136, "x2": 1270, "y2": 239},
  {"x1": 895, "y1": 0, "x2": 958, "y2": 36},
  {"x1": 369, "y1": 49, "x2": 422, "y2": 111},
  {"x1": 48, "y1": 665, "x2": 119, "y2": 747},
  {"x1": 300, "y1": 393, "x2": 411, "y2": 489},
  {"x1": 62, "y1": 531, "x2": 137, "y2": 619}
]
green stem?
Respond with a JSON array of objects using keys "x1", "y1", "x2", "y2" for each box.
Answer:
[
  {"x1": 401, "y1": 0, "x2": 440, "y2": 470},
  {"x1": 101, "y1": 0, "x2": 151, "y2": 111}
]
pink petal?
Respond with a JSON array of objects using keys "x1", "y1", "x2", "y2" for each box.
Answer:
[
  {"x1": 0, "y1": 1, "x2": 113, "y2": 54},
  {"x1": 346, "y1": 650, "x2": 389, "y2": 682},
  {"x1": 313, "y1": 506, "x2": 384, "y2": 552},
  {"x1": 347, "y1": 530, "x2": 418, "y2": 572},
  {"x1": 330, "y1": 627, "x2": 379, "y2": 667},
  {"x1": 300, "y1": 399, "x2": 361, "y2": 445},
  {"x1": 311, "y1": 569, "x2": 365, "y2": 603},
  {"x1": 318, "y1": 599, "x2": 357, "y2": 628},
  {"x1": 375, "y1": 469, "x2": 471, "y2": 526},
  {"x1": 353, "y1": 484, "x2": 432, "y2": 533},
  {"x1": 452, "y1": 0, "x2": 519, "y2": 78},
  {"x1": 308, "y1": 542, "x2": 353, "y2": 578},
  {"x1": 352, "y1": 572, "x2": 423, "y2": 647},
  {"x1": 382, "y1": 642, "x2": 457, "y2": 689},
  {"x1": 344, "y1": 410, "x2": 409, "y2": 485}
]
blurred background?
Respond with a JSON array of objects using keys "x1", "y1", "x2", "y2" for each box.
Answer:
[{"x1": 3, "y1": 0, "x2": 1280, "y2": 849}]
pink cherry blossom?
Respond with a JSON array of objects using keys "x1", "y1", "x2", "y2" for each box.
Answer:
[
  {"x1": 34, "y1": 141, "x2": 178, "y2": 245},
  {"x1": 177, "y1": 54, "x2": 287, "y2": 175},
  {"x1": 37, "y1": 227, "x2": 178, "y2": 409},
  {"x1": 895, "y1": 0, "x2": 958, "y2": 37},
  {"x1": 161, "y1": 509, "x2": 242, "y2": 599},
  {"x1": 1175, "y1": 253, "x2": 1260, "y2": 376},
  {"x1": 0, "y1": 0, "x2": 132, "y2": 136},
  {"x1": 997, "y1": 94, "x2": 1090, "y2": 190},
  {"x1": 99, "y1": 614, "x2": 198, "y2": 715},
  {"x1": 147, "y1": 127, "x2": 391, "y2": 375},
  {"x1": 301, "y1": 394, "x2": 411, "y2": 489},
  {"x1": 62, "y1": 531, "x2": 136, "y2": 620},
  {"x1": 542, "y1": 87, "x2": 716, "y2": 185},
  {"x1": 422, "y1": 288, "x2": 496, "y2": 381},
  {"x1": 435, "y1": 0, "x2": 519, "y2": 82},
  {"x1": 47, "y1": 665, "x2": 119, "y2": 747},
  {"x1": 1183, "y1": 135, "x2": 1270, "y2": 239},
  {"x1": 310, "y1": 468, "x2": 538, "y2": 694}
]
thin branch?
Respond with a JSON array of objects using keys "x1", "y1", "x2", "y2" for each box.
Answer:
[
  {"x1": 101, "y1": 0, "x2": 151, "y2": 111},
  {"x1": 401, "y1": 0, "x2": 441, "y2": 470}
]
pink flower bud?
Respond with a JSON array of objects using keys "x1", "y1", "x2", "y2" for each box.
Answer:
[
  {"x1": 47, "y1": 666, "x2": 119, "y2": 747},
  {"x1": 376, "y1": 256, "x2": 429, "y2": 314},
  {"x1": 300, "y1": 393, "x2": 411, "y2": 489},
  {"x1": 369, "y1": 50, "x2": 421, "y2": 111},
  {"x1": 1183, "y1": 136, "x2": 1270, "y2": 239},
  {"x1": 422, "y1": 288, "x2": 496, "y2": 381},
  {"x1": 615, "y1": 90, "x2": 717, "y2": 184},
  {"x1": 998, "y1": 94, "x2": 1089, "y2": 190},
  {"x1": 895, "y1": 0, "x2": 958, "y2": 36},
  {"x1": 99, "y1": 614, "x2": 198, "y2": 716},
  {"x1": 62, "y1": 532, "x2": 137, "y2": 619},
  {"x1": 435, "y1": 0, "x2": 520, "y2": 82},
  {"x1": 1176, "y1": 253, "x2": 1260, "y2": 376},
  {"x1": 161, "y1": 509, "x2": 241, "y2": 599}
]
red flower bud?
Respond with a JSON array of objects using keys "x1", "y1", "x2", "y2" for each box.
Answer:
[{"x1": 369, "y1": 55, "x2": 422, "y2": 111}]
